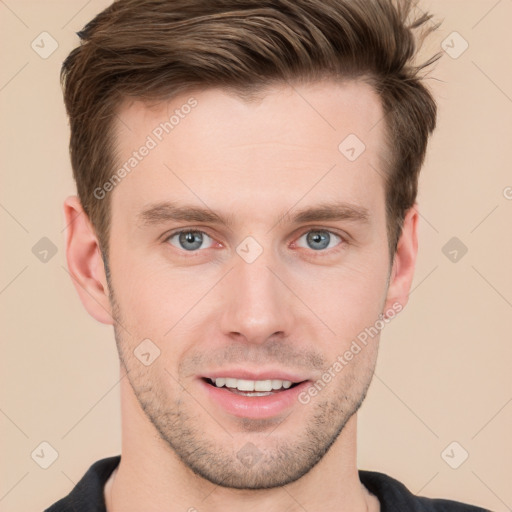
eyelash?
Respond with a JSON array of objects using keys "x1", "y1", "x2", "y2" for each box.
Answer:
[{"x1": 163, "y1": 227, "x2": 347, "y2": 258}]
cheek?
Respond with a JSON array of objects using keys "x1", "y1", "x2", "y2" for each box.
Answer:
[
  {"x1": 110, "y1": 263, "x2": 175, "y2": 338},
  {"x1": 112, "y1": 260, "x2": 222, "y2": 348},
  {"x1": 293, "y1": 258, "x2": 389, "y2": 340}
]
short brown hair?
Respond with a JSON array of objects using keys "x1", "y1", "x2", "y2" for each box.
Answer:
[{"x1": 61, "y1": 0, "x2": 442, "y2": 263}]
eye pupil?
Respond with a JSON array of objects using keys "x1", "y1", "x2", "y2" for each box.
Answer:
[
  {"x1": 179, "y1": 231, "x2": 203, "y2": 251},
  {"x1": 306, "y1": 231, "x2": 330, "y2": 250}
]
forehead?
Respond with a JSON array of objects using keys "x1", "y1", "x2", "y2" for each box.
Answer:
[{"x1": 110, "y1": 80, "x2": 389, "y2": 224}]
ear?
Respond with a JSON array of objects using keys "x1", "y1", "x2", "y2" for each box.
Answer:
[
  {"x1": 383, "y1": 205, "x2": 419, "y2": 314},
  {"x1": 63, "y1": 195, "x2": 114, "y2": 325}
]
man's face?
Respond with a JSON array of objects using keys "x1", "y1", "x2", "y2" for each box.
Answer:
[{"x1": 107, "y1": 80, "x2": 395, "y2": 489}]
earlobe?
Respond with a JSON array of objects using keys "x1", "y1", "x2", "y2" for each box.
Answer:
[
  {"x1": 63, "y1": 195, "x2": 114, "y2": 325},
  {"x1": 383, "y1": 205, "x2": 419, "y2": 314}
]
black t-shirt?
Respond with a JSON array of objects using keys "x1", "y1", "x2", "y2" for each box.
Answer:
[{"x1": 44, "y1": 455, "x2": 492, "y2": 512}]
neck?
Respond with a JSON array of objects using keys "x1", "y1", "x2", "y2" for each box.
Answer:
[{"x1": 105, "y1": 368, "x2": 379, "y2": 512}]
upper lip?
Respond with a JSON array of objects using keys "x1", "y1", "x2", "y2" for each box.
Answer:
[{"x1": 201, "y1": 369, "x2": 309, "y2": 383}]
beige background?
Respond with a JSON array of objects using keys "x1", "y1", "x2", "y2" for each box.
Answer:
[{"x1": 1, "y1": 1, "x2": 511, "y2": 511}]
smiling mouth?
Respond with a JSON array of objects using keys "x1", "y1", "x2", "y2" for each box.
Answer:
[{"x1": 203, "y1": 377, "x2": 304, "y2": 397}]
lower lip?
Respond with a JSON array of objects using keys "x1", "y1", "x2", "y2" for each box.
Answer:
[{"x1": 199, "y1": 379, "x2": 310, "y2": 419}]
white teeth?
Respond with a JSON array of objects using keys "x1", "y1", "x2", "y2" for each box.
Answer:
[
  {"x1": 237, "y1": 379, "x2": 255, "y2": 391},
  {"x1": 212, "y1": 378, "x2": 294, "y2": 392},
  {"x1": 271, "y1": 379, "x2": 282, "y2": 390},
  {"x1": 225, "y1": 378, "x2": 237, "y2": 388},
  {"x1": 254, "y1": 380, "x2": 272, "y2": 392}
]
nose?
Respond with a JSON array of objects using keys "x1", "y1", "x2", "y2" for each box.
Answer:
[{"x1": 219, "y1": 252, "x2": 296, "y2": 345}]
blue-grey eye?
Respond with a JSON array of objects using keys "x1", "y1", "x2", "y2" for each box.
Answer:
[
  {"x1": 296, "y1": 230, "x2": 342, "y2": 251},
  {"x1": 167, "y1": 230, "x2": 213, "y2": 251}
]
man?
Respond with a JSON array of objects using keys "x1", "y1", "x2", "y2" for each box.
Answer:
[{"x1": 47, "y1": 0, "x2": 491, "y2": 510}]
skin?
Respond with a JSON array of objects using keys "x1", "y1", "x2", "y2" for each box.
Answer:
[{"x1": 64, "y1": 79, "x2": 418, "y2": 512}]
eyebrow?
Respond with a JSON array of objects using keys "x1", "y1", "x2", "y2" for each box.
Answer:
[
  {"x1": 280, "y1": 201, "x2": 370, "y2": 225},
  {"x1": 136, "y1": 200, "x2": 370, "y2": 229}
]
